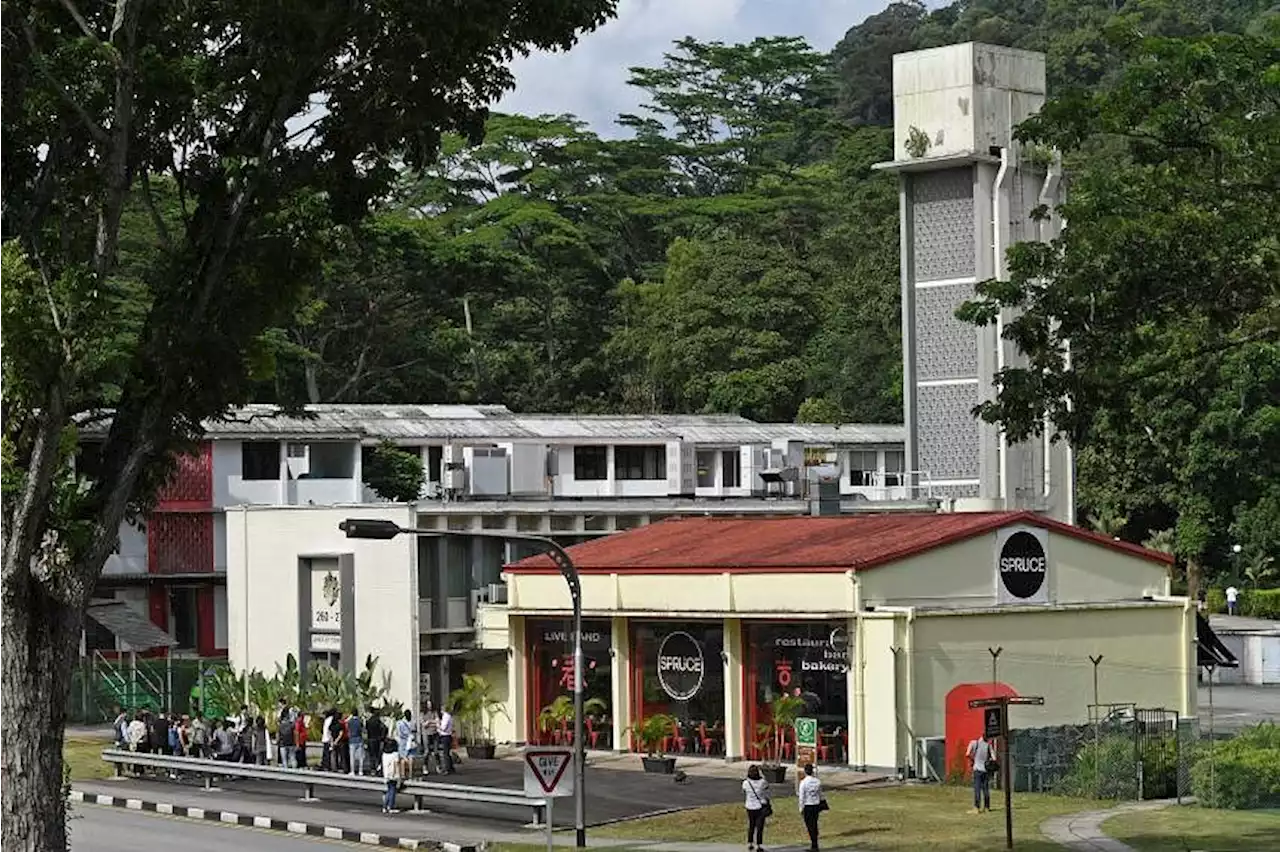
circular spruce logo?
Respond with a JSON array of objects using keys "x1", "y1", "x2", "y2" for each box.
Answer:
[
  {"x1": 656, "y1": 631, "x2": 705, "y2": 701},
  {"x1": 999, "y1": 531, "x2": 1047, "y2": 599}
]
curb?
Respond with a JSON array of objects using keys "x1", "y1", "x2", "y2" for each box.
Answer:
[{"x1": 69, "y1": 789, "x2": 482, "y2": 852}]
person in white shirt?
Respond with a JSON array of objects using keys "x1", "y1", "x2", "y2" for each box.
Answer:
[
  {"x1": 437, "y1": 708, "x2": 455, "y2": 775},
  {"x1": 797, "y1": 763, "x2": 824, "y2": 851},
  {"x1": 742, "y1": 764, "x2": 772, "y2": 851},
  {"x1": 967, "y1": 735, "x2": 994, "y2": 813},
  {"x1": 380, "y1": 738, "x2": 401, "y2": 814},
  {"x1": 1225, "y1": 586, "x2": 1239, "y2": 615}
]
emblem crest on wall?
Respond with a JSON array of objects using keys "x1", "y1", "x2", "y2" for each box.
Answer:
[{"x1": 322, "y1": 571, "x2": 340, "y2": 608}]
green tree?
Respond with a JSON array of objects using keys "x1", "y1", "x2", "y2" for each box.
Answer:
[
  {"x1": 957, "y1": 27, "x2": 1280, "y2": 600},
  {"x1": 362, "y1": 441, "x2": 426, "y2": 503},
  {"x1": 0, "y1": 2, "x2": 616, "y2": 847}
]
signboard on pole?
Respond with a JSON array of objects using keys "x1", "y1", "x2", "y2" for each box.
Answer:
[
  {"x1": 794, "y1": 717, "x2": 818, "y2": 749},
  {"x1": 524, "y1": 747, "x2": 574, "y2": 798},
  {"x1": 984, "y1": 706, "x2": 1003, "y2": 740}
]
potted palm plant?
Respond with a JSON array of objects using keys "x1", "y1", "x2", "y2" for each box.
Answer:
[
  {"x1": 627, "y1": 713, "x2": 678, "y2": 774},
  {"x1": 448, "y1": 674, "x2": 508, "y2": 759},
  {"x1": 537, "y1": 695, "x2": 607, "y2": 744},
  {"x1": 758, "y1": 694, "x2": 806, "y2": 784}
]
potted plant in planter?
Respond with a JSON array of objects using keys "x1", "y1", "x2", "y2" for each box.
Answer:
[
  {"x1": 757, "y1": 695, "x2": 806, "y2": 784},
  {"x1": 627, "y1": 713, "x2": 678, "y2": 774},
  {"x1": 537, "y1": 695, "x2": 606, "y2": 745},
  {"x1": 447, "y1": 674, "x2": 508, "y2": 759}
]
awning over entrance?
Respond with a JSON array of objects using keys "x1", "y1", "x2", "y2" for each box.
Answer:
[
  {"x1": 85, "y1": 599, "x2": 177, "y2": 651},
  {"x1": 1196, "y1": 612, "x2": 1238, "y2": 668}
]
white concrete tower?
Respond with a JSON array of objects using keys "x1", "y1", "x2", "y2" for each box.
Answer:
[{"x1": 877, "y1": 43, "x2": 1074, "y2": 522}]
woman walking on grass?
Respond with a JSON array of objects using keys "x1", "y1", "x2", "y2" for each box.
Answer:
[{"x1": 742, "y1": 764, "x2": 772, "y2": 851}]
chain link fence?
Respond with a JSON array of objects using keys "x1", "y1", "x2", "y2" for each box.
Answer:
[{"x1": 1007, "y1": 704, "x2": 1201, "y2": 802}]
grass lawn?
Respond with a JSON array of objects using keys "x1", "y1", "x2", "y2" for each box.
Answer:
[
  {"x1": 595, "y1": 785, "x2": 1099, "y2": 851},
  {"x1": 64, "y1": 737, "x2": 114, "y2": 782},
  {"x1": 1103, "y1": 804, "x2": 1280, "y2": 852}
]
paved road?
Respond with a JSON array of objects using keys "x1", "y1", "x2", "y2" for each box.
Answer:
[
  {"x1": 70, "y1": 803, "x2": 349, "y2": 851},
  {"x1": 1198, "y1": 684, "x2": 1280, "y2": 731}
]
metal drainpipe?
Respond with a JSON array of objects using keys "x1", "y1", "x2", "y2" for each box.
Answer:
[
  {"x1": 993, "y1": 146, "x2": 1010, "y2": 504},
  {"x1": 1037, "y1": 160, "x2": 1063, "y2": 500},
  {"x1": 243, "y1": 507, "x2": 251, "y2": 707},
  {"x1": 902, "y1": 607, "x2": 916, "y2": 774}
]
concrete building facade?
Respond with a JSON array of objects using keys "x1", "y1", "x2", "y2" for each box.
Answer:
[{"x1": 879, "y1": 43, "x2": 1073, "y2": 520}]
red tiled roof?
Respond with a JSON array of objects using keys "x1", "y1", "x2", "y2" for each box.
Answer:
[{"x1": 505, "y1": 510, "x2": 1174, "y2": 574}]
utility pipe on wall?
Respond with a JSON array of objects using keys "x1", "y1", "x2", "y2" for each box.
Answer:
[
  {"x1": 1037, "y1": 159, "x2": 1063, "y2": 500},
  {"x1": 992, "y1": 146, "x2": 1011, "y2": 503}
]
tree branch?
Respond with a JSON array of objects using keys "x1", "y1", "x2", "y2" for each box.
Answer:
[
  {"x1": 57, "y1": 0, "x2": 102, "y2": 46},
  {"x1": 92, "y1": 0, "x2": 142, "y2": 280},
  {"x1": 20, "y1": 14, "x2": 108, "y2": 145},
  {"x1": 1, "y1": 380, "x2": 69, "y2": 598}
]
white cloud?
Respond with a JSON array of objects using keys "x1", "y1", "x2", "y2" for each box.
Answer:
[{"x1": 495, "y1": 0, "x2": 888, "y2": 135}]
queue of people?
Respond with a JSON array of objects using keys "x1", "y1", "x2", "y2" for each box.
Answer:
[{"x1": 111, "y1": 700, "x2": 458, "y2": 781}]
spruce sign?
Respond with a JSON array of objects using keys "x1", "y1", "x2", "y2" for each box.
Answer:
[
  {"x1": 657, "y1": 631, "x2": 705, "y2": 701},
  {"x1": 997, "y1": 527, "x2": 1049, "y2": 604}
]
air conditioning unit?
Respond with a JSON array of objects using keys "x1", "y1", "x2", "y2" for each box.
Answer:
[
  {"x1": 285, "y1": 443, "x2": 310, "y2": 478},
  {"x1": 442, "y1": 461, "x2": 466, "y2": 492},
  {"x1": 487, "y1": 583, "x2": 508, "y2": 605},
  {"x1": 468, "y1": 446, "x2": 509, "y2": 497},
  {"x1": 916, "y1": 736, "x2": 946, "y2": 782}
]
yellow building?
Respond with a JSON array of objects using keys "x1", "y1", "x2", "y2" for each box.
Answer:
[{"x1": 478, "y1": 511, "x2": 1199, "y2": 776}]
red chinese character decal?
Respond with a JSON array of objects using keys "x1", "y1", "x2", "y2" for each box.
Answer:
[
  {"x1": 775, "y1": 659, "x2": 793, "y2": 688},
  {"x1": 554, "y1": 657, "x2": 597, "y2": 690}
]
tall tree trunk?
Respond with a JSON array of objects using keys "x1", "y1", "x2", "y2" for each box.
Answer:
[
  {"x1": 1, "y1": 565, "x2": 83, "y2": 852},
  {"x1": 1187, "y1": 558, "x2": 1203, "y2": 607}
]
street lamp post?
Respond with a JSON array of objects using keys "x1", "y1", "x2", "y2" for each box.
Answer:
[{"x1": 339, "y1": 518, "x2": 587, "y2": 848}]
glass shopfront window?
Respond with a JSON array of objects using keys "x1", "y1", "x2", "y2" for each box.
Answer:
[
  {"x1": 631, "y1": 621, "x2": 726, "y2": 755},
  {"x1": 745, "y1": 621, "x2": 850, "y2": 764},
  {"x1": 526, "y1": 619, "x2": 613, "y2": 747}
]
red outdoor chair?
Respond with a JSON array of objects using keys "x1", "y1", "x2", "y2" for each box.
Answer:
[
  {"x1": 671, "y1": 721, "x2": 689, "y2": 754},
  {"x1": 698, "y1": 722, "x2": 717, "y2": 755}
]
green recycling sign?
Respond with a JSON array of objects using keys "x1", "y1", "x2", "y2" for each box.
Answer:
[{"x1": 794, "y1": 717, "x2": 818, "y2": 748}]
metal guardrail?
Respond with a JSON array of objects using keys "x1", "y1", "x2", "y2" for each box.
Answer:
[{"x1": 100, "y1": 749, "x2": 547, "y2": 823}]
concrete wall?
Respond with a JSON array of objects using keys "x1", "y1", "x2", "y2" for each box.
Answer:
[
  {"x1": 508, "y1": 570, "x2": 856, "y2": 617},
  {"x1": 226, "y1": 504, "x2": 419, "y2": 711},
  {"x1": 907, "y1": 602, "x2": 1196, "y2": 740},
  {"x1": 103, "y1": 520, "x2": 149, "y2": 576},
  {"x1": 858, "y1": 530, "x2": 1169, "y2": 609}
]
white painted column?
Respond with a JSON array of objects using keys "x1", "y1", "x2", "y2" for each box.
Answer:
[{"x1": 611, "y1": 616, "x2": 630, "y2": 752}]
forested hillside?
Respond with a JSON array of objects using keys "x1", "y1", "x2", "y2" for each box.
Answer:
[{"x1": 239, "y1": 0, "x2": 1272, "y2": 426}]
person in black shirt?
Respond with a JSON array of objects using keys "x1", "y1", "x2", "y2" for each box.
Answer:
[{"x1": 366, "y1": 713, "x2": 386, "y2": 776}]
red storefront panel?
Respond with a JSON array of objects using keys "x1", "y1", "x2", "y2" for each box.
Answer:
[
  {"x1": 525, "y1": 619, "x2": 612, "y2": 746},
  {"x1": 156, "y1": 442, "x2": 213, "y2": 508},
  {"x1": 148, "y1": 513, "x2": 214, "y2": 574}
]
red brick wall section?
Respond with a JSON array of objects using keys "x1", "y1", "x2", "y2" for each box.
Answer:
[
  {"x1": 148, "y1": 513, "x2": 214, "y2": 574},
  {"x1": 156, "y1": 442, "x2": 213, "y2": 508}
]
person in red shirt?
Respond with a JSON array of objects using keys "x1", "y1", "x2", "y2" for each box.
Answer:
[{"x1": 294, "y1": 713, "x2": 309, "y2": 769}]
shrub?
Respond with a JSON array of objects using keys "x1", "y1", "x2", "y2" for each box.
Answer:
[
  {"x1": 1191, "y1": 723, "x2": 1280, "y2": 809},
  {"x1": 1205, "y1": 588, "x2": 1226, "y2": 613},
  {"x1": 1054, "y1": 735, "x2": 1138, "y2": 800},
  {"x1": 1243, "y1": 588, "x2": 1280, "y2": 620}
]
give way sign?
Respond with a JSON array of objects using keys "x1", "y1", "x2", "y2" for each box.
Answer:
[{"x1": 523, "y1": 747, "x2": 574, "y2": 798}]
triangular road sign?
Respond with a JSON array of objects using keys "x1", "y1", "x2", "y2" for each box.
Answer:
[{"x1": 524, "y1": 749, "x2": 572, "y2": 795}]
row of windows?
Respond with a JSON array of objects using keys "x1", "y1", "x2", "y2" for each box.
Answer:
[
  {"x1": 573, "y1": 445, "x2": 667, "y2": 481},
  {"x1": 241, "y1": 441, "x2": 905, "y2": 487}
]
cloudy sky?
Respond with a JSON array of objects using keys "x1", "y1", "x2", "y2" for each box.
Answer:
[{"x1": 494, "y1": 0, "x2": 892, "y2": 135}]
